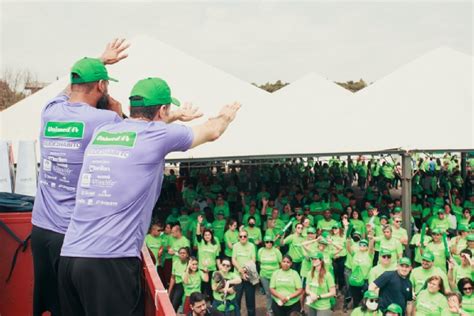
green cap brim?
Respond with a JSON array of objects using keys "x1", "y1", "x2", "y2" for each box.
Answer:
[
  {"x1": 171, "y1": 97, "x2": 180, "y2": 106},
  {"x1": 108, "y1": 77, "x2": 118, "y2": 82}
]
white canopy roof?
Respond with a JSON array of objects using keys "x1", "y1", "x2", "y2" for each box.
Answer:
[{"x1": 0, "y1": 35, "x2": 472, "y2": 162}]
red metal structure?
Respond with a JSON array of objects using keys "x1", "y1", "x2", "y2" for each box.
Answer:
[{"x1": 0, "y1": 212, "x2": 175, "y2": 316}]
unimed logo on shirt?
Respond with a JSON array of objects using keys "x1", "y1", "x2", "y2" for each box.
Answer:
[
  {"x1": 92, "y1": 131, "x2": 137, "y2": 147},
  {"x1": 44, "y1": 121, "x2": 84, "y2": 138}
]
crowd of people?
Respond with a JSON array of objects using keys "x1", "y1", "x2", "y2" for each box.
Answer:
[{"x1": 145, "y1": 156, "x2": 474, "y2": 315}]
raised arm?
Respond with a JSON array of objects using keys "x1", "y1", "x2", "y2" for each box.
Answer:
[{"x1": 191, "y1": 102, "x2": 241, "y2": 149}]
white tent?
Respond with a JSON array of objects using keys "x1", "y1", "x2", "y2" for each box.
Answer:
[{"x1": 0, "y1": 35, "x2": 472, "y2": 162}]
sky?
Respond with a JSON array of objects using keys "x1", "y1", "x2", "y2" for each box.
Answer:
[{"x1": 0, "y1": 0, "x2": 472, "y2": 85}]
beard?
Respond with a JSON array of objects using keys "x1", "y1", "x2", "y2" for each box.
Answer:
[{"x1": 96, "y1": 93, "x2": 109, "y2": 109}]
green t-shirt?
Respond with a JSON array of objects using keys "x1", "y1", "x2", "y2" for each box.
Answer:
[
  {"x1": 368, "y1": 264, "x2": 395, "y2": 284},
  {"x1": 306, "y1": 270, "x2": 335, "y2": 310},
  {"x1": 224, "y1": 230, "x2": 239, "y2": 257},
  {"x1": 160, "y1": 233, "x2": 172, "y2": 261},
  {"x1": 214, "y1": 204, "x2": 230, "y2": 219},
  {"x1": 317, "y1": 219, "x2": 338, "y2": 232},
  {"x1": 284, "y1": 234, "x2": 305, "y2": 263},
  {"x1": 350, "y1": 307, "x2": 383, "y2": 316},
  {"x1": 232, "y1": 242, "x2": 256, "y2": 268},
  {"x1": 245, "y1": 226, "x2": 262, "y2": 245},
  {"x1": 197, "y1": 240, "x2": 220, "y2": 271},
  {"x1": 426, "y1": 242, "x2": 448, "y2": 273},
  {"x1": 169, "y1": 236, "x2": 191, "y2": 265},
  {"x1": 270, "y1": 269, "x2": 302, "y2": 307},
  {"x1": 257, "y1": 247, "x2": 283, "y2": 279},
  {"x1": 178, "y1": 215, "x2": 191, "y2": 235},
  {"x1": 212, "y1": 219, "x2": 226, "y2": 242},
  {"x1": 331, "y1": 235, "x2": 347, "y2": 258},
  {"x1": 415, "y1": 290, "x2": 449, "y2": 316},
  {"x1": 410, "y1": 233, "x2": 432, "y2": 263},
  {"x1": 377, "y1": 237, "x2": 403, "y2": 268},
  {"x1": 172, "y1": 259, "x2": 187, "y2": 284},
  {"x1": 462, "y1": 293, "x2": 474, "y2": 314},
  {"x1": 350, "y1": 219, "x2": 366, "y2": 236},
  {"x1": 212, "y1": 271, "x2": 238, "y2": 301},
  {"x1": 144, "y1": 234, "x2": 162, "y2": 266},
  {"x1": 350, "y1": 251, "x2": 373, "y2": 279},
  {"x1": 452, "y1": 264, "x2": 474, "y2": 285},
  {"x1": 410, "y1": 266, "x2": 449, "y2": 294},
  {"x1": 392, "y1": 227, "x2": 408, "y2": 242},
  {"x1": 183, "y1": 271, "x2": 205, "y2": 296},
  {"x1": 430, "y1": 217, "x2": 450, "y2": 233}
]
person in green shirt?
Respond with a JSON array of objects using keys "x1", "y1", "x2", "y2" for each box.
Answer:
[
  {"x1": 448, "y1": 250, "x2": 474, "y2": 290},
  {"x1": 305, "y1": 252, "x2": 336, "y2": 316},
  {"x1": 410, "y1": 231, "x2": 432, "y2": 266},
  {"x1": 375, "y1": 225, "x2": 403, "y2": 268},
  {"x1": 212, "y1": 211, "x2": 227, "y2": 246},
  {"x1": 346, "y1": 236, "x2": 375, "y2": 308},
  {"x1": 169, "y1": 246, "x2": 190, "y2": 312},
  {"x1": 232, "y1": 229, "x2": 257, "y2": 316},
  {"x1": 457, "y1": 278, "x2": 474, "y2": 314},
  {"x1": 196, "y1": 215, "x2": 221, "y2": 298},
  {"x1": 245, "y1": 216, "x2": 262, "y2": 246},
  {"x1": 430, "y1": 209, "x2": 451, "y2": 233},
  {"x1": 330, "y1": 223, "x2": 347, "y2": 293},
  {"x1": 349, "y1": 210, "x2": 367, "y2": 238},
  {"x1": 425, "y1": 229, "x2": 448, "y2": 273},
  {"x1": 224, "y1": 219, "x2": 239, "y2": 257},
  {"x1": 391, "y1": 216, "x2": 408, "y2": 247},
  {"x1": 368, "y1": 248, "x2": 396, "y2": 284},
  {"x1": 350, "y1": 290, "x2": 383, "y2": 316},
  {"x1": 269, "y1": 255, "x2": 304, "y2": 316},
  {"x1": 410, "y1": 251, "x2": 449, "y2": 295},
  {"x1": 258, "y1": 235, "x2": 283, "y2": 315},
  {"x1": 158, "y1": 223, "x2": 173, "y2": 287},
  {"x1": 414, "y1": 275, "x2": 449, "y2": 316},
  {"x1": 445, "y1": 292, "x2": 469, "y2": 316},
  {"x1": 213, "y1": 196, "x2": 230, "y2": 220},
  {"x1": 168, "y1": 224, "x2": 191, "y2": 267},
  {"x1": 280, "y1": 222, "x2": 306, "y2": 273},
  {"x1": 211, "y1": 257, "x2": 242, "y2": 314},
  {"x1": 145, "y1": 223, "x2": 163, "y2": 267},
  {"x1": 317, "y1": 210, "x2": 339, "y2": 234},
  {"x1": 449, "y1": 225, "x2": 469, "y2": 263},
  {"x1": 182, "y1": 257, "x2": 209, "y2": 315}
]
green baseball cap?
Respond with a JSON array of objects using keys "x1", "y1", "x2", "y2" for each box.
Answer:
[
  {"x1": 307, "y1": 227, "x2": 316, "y2": 234},
  {"x1": 399, "y1": 257, "x2": 412, "y2": 266},
  {"x1": 421, "y1": 251, "x2": 435, "y2": 262},
  {"x1": 437, "y1": 208, "x2": 445, "y2": 214},
  {"x1": 380, "y1": 248, "x2": 391, "y2": 256},
  {"x1": 129, "y1": 77, "x2": 180, "y2": 107},
  {"x1": 467, "y1": 234, "x2": 474, "y2": 242},
  {"x1": 393, "y1": 207, "x2": 402, "y2": 213},
  {"x1": 332, "y1": 222, "x2": 341, "y2": 229},
  {"x1": 359, "y1": 239, "x2": 368, "y2": 246},
  {"x1": 363, "y1": 290, "x2": 378, "y2": 299},
  {"x1": 310, "y1": 252, "x2": 324, "y2": 260},
  {"x1": 264, "y1": 235, "x2": 274, "y2": 242},
  {"x1": 432, "y1": 228, "x2": 442, "y2": 234},
  {"x1": 386, "y1": 303, "x2": 403, "y2": 314},
  {"x1": 458, "y1": 224, "x2": 469, "y2": 232},
  {"x1": 70, "y1": 57, "x2": 117, "y2": 84}
]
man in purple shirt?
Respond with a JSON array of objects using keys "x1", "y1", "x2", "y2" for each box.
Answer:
[
  {"x1": 58, "y1": 77, "x2": 240, "y2": 315},
  {"x1": 30, "y1": 39, "x2": 129, "y2": 316}
]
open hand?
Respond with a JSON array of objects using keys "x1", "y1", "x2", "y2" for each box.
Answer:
[
  {"x1": 174, "y1": 102, "x2": 203, "y2": 122},
  {"x1": 100, "y1": 38, "x2": 130, "y2": 65}
]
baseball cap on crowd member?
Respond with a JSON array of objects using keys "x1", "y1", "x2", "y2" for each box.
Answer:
[
  {"x1": 399, "y1": 257, "x2": 411, "y2": 266},
  {"x1": 386, "y1": 303, "x2": 403, "y2": 314},
  {"x1": 380, "y1": 248, "x2": 391, "y2": 257},
  {"x1": 421, "y1": 251, "x2": 435, "y2": 262},
  {"x1": 70, "y1": 57, "x2": 118, "y2": 83},
  {"x1": 307, "y1": 227, "x2": 316, "y2": 234},
  {"x1": 363, "y1": 290, "x2": 378, "y2": 299},
  {"x1": 458, "y1": 224, "x2": 469, "y2": 232},
  {"x1": 129, "y1": 77, "x2": 180, "y2": 107},
  {"x1": 467, "y1": 234, "x2": 474, "y2": 242}
]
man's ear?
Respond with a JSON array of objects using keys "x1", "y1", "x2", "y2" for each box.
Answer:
[{"x1": 97, "y1": 80, "x2": 108, "y2": 94}]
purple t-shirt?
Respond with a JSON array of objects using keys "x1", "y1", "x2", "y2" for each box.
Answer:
[
  {"x1": 61, "y1": 119, "x2": 193, "y2": 258},
  {"x1": 32, "y1": 95, "x2": 121, "y2": 234}
]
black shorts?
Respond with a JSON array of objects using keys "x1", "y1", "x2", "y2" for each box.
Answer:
[
  {"x1": 31, "y1": 225, "x2": 65, "y2": 316},
  {"x1": 58, "y1": 256, "x2": 144, "y2": 316}
]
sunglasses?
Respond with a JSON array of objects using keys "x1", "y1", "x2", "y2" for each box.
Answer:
[
  {"x1": 239, "y1": 235, "x2": 247, "y2": 239},
  {"x1": 265, "y1": 241, "x2": 273, "y2": 244},
  {"x1": 221, "y1": 263, "x2": 231, "y2": 268},
  {"x1": 381, "y1": 255, "x2": 392, "y2": 259},
  {"x1": 463, "y1": 287, "x2": 473, "y2": 291},
  {"x1": 368, "y1": 299, "x2": 379, "y2": 303},
  {"x1": 395, "y1": 221, "x2": 402, "y2": 223}
]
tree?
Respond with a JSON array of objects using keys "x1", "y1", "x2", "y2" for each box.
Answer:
[
  {"x1": 252, "y1": 80, "x2": 289, "y2": 93},
  {"x1": 335, "y1": 79, "x2": 368, "y2": 93},
  {"x1": 0, "y1": 69, "x2": 37, "y2": 111}
]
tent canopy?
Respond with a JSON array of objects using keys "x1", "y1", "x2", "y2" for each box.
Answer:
[{"x1": 1, "y1": 35, "x2": 472, "y2": 162}]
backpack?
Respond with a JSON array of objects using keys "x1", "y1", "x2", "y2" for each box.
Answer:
[{"x1": 349, "y1": 265, "x2": 365, "y2": 287}]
